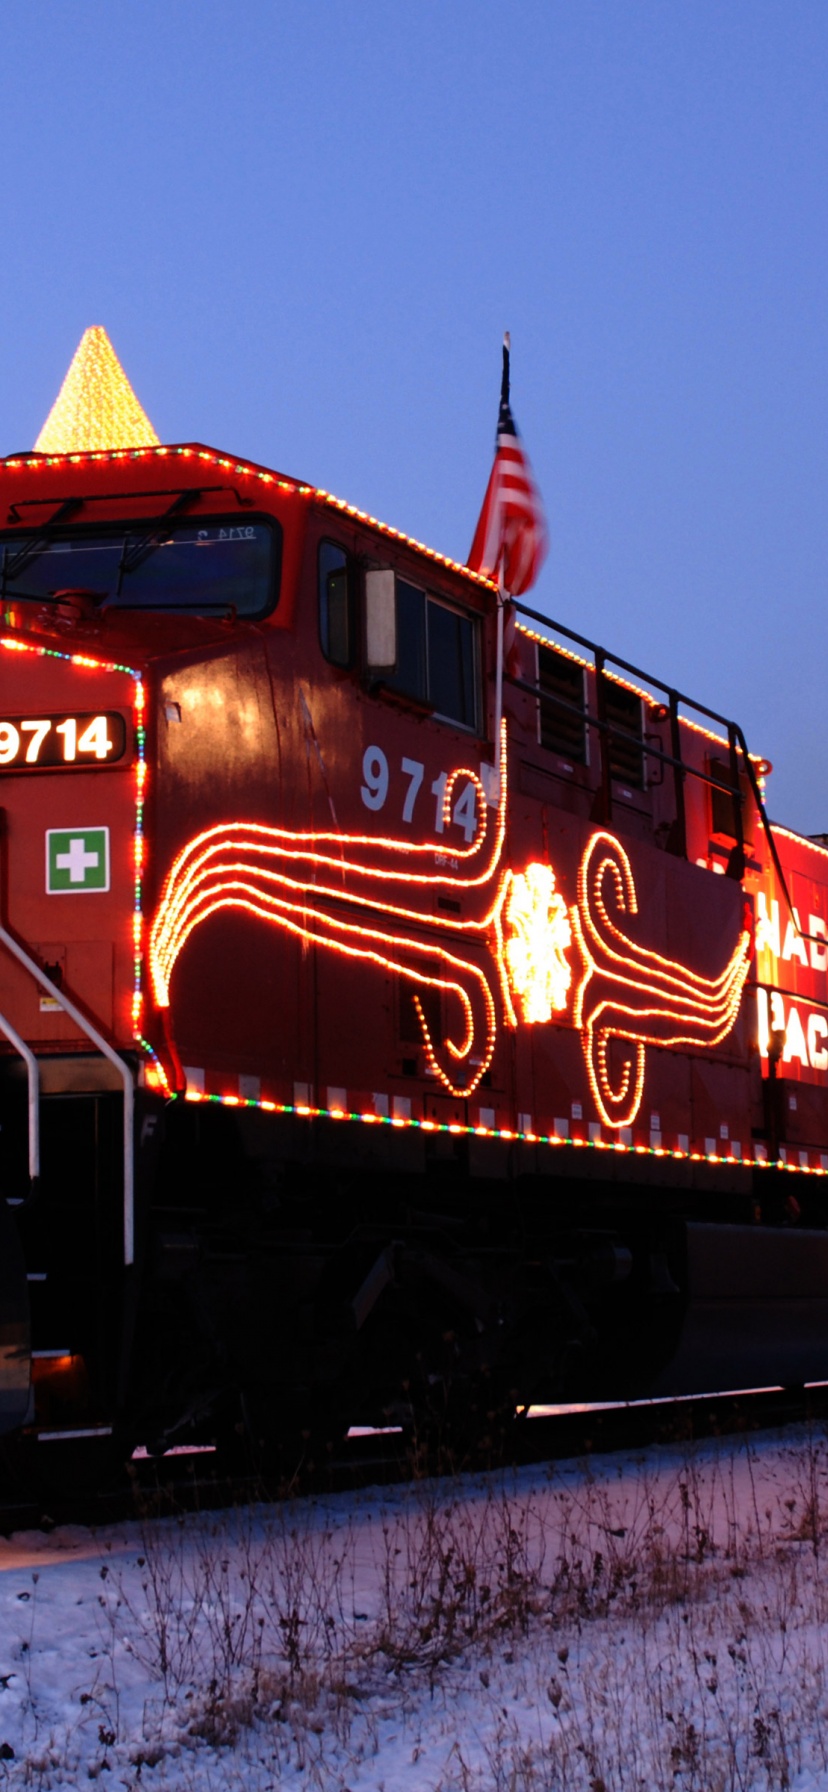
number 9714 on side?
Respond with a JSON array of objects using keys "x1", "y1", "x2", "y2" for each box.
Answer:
[{"x1": 0, "y1": 712, "x2": 127, "y2": 770}]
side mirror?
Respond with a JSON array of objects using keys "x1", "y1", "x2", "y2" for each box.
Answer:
[{"x1": 365, "y1": 569, "x2": 397, "y2": 671}]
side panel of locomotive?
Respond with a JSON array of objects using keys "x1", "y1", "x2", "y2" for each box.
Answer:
[
  {"x1": 146, "y1": 506, "x2": 503, "y2": 1115},
  {"x1": 146, "y1": 496, "x2": 758, "y2": 1177},
  {"x1": 750, "y1": 827, "x2": 828, "y2": 1165}
]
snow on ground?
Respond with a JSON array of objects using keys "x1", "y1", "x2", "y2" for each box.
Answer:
[{"x1": 2, "y1": 1427, "x2": 828, "y2": 1789}]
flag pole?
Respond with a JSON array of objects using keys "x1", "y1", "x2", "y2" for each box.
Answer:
[
  {"x1": 494, "y1": 580, "x2": 505, "y2": 790},
  {"x1": 493, "y1": 333, "x2": 510, "y2": 792}
]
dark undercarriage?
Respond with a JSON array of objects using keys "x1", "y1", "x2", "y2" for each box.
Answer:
[{"x1": 4, "y1": 1067, "x2": 828, "y2": 1486}]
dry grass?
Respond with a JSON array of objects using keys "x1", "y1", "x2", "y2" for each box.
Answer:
[{"x1": 8, "y1": 1427, "x2": 828, "y2": 1789}]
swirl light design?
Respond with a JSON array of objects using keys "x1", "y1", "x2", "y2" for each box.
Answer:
[
  {"x1": 150, "y1": 726, "x2": 509, "y2": 1098},
  {"x1": 571, "y1": 831, "x2": 753, "y2": 1129},
  {"x1": 150, "y1": 755, "x2": 752, "y2": 1121}
]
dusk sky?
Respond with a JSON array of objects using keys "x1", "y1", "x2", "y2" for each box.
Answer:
[{"x1": 1, "y1": 3, "x2": 826, "y2": 831}]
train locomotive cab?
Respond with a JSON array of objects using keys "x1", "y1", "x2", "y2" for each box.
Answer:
[{"x1": 0, "y1": 427, "x2": 826, "y2": 1476}]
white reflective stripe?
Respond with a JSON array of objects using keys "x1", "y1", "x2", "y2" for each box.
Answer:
[
  {"x1": 131, "y1": 1443, "x2": 217, "y2": 1460},
  {"x1": 37, "y1": 1426, "x2": 113, "y2": 1442},
  {"x1": 346, "y1": 1426, "x2": 404, "y2": 1438}
]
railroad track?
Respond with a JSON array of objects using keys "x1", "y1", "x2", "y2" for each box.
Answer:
[{"x1": 3, "y1": 1381, "x2": 828, "y2": 1536}]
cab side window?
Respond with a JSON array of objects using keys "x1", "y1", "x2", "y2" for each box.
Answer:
[
  {"x1": 386, "y1": 579, "x2": 479, "y2": 731},
  {"x1": 318, "y1": 541, "x2": 352, "y2": 666},
  {"x1": 393, "y1": 579, "x2": 427, "y2": 701},
  {"x1": 429, "y1": 599, "x2": 478, "y2": 730}
]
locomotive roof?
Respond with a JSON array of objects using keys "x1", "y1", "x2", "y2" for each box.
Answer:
[
  {"x1": 0, "y1": 438, "x2": 773, "y2": 771},
  {"x1": 0, "y1": 440, "x2": 498, "y2": 596}
]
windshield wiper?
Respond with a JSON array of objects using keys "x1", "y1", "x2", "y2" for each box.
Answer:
[
  {"x1": 1, "y1": 498, "x2": 83, "y2": 594},
  {"x1": 117, "y1": 489, "x2": 204, "y2": 587}
]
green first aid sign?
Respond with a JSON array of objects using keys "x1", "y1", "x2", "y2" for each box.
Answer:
[{"x1": 46, "y1": 827, "x2": 110, "y2": 893}]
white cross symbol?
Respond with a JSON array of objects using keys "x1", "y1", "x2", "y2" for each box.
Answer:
[{"x1": 56, "y1": 837, "x2": 99, "y2": 883}]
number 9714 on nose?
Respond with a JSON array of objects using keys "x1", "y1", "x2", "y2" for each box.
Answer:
[{"x1": 0, "y1": 712, "x2": 127, "y2": 769}]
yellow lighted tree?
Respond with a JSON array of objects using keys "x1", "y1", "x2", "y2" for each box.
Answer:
[{"x1": 35, "y1": 326, "x2": 158, "y2": 454}]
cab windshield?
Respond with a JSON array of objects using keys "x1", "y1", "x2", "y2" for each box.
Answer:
[{"x1": 0, "y1": 517, "x2": 280, "y2": 617}]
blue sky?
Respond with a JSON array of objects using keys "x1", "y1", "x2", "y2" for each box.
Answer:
[{"x1": 1, "y1": 2, "x2": 826, "y2": 830}]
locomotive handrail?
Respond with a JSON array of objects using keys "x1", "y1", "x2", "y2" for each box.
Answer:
[
  {"x1": 0, "y1": 923, "x2": 134, "y2": 1265},
  {"x1": 511, "y1": 596, "x2": 751, "y2": 857},
  {"x1": 513, "y1": 597, "x2": 743, "y2": 736},
  {"x1": 0, "y1": 1007, "x2": 39, "y2": 1187},
  {"x1": 753, "y1": 977, "x2": 828, "y2": 1013},
  {"x1": 733, "y1": 723, "x2": 826, "y2": 952},
  {"x1": 514, "y1": 598, "x2": 820, "y2": 954},
  {"x1": 505, "y1": 672, "x2": 744, "y2": 805}
]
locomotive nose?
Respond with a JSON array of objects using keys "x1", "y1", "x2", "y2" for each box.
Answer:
[{"x1": 0, "y1": 635, "x2": 144, "y2": 1451}]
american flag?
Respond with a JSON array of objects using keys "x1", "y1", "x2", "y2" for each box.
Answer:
[{"x1": 467, "y1": 334, "x2": 548, "y2": 595}]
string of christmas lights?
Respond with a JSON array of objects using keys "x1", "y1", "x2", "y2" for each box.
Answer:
[
  {"x1": 572, "y1": 831, "x2": 753, "y2": 1128},
  {"x1": 150, "y1": 732, "x2": 510, "y2": 1097},
  {"x1": 0, "y1": 633, "x2": 148, "y2": 1049},
  {"x1": 172, "y1": 1080, "x2": 828, "y2": 1179}
]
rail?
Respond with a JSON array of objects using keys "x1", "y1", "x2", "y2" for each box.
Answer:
[
  {"x1": 513, "y1": 598, "x2": 753, "y2": 862},
  {"x1": 512, "y1": 597, "x2": 817, "y2": 950}
]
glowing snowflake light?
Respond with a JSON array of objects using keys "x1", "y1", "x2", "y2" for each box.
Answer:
[{"x1": 502, "y1": 861, "x2": 572, "y2": 1023}]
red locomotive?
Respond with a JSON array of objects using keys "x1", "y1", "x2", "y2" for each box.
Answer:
[{"x1": 2, "y1": 338, "x2": 828, "y2": 1471}]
